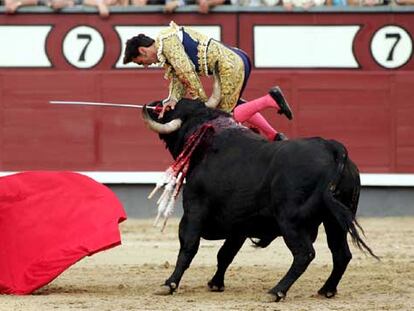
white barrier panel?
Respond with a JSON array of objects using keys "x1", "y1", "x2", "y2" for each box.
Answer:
[
  {"x1": 254, "y1": 25, "x2": 360, "y2": 68},
  {"x1": 0, "y1": 26, "x2": 52, "y2": 67},
  {"x1": 114, "y1": 25, "x2": 221, "y2": 68}
]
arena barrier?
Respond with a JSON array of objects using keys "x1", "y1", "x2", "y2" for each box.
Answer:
[{"x1": 1, "y1": 6, "x2": 414, "y2": 187}]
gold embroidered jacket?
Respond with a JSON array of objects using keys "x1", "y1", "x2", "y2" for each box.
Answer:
[{"x1": 155, "y1": 21, "x2": 246, "y2": 112}]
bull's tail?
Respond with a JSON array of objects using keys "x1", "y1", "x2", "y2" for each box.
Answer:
[{"x1": 324, "y1": 140, "x2": 379, "y2": 260}]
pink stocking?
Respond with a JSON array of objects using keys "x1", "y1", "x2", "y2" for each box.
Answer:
[
  {"x1": 233, "y1": 95, "x2": 281, "y2": 141},
  {"x1": 242, "y1": 112, "x2": 277, "y2": 141},
  {"x1": 233, "y1": 94, "x2": 280, "y2": 123}
]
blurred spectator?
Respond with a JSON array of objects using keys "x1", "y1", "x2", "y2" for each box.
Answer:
[
  {"x1": 326, "y1": 0, "x2": 347, "y2": 4},
  {"x1": 83, "y1": 0, "x2": 128, "y2": 18},
  {"x1": 282, "y1": 0, "x2": 325, "y2": 10},
  {"x1": 262, "y1": 0, "x2": 280, "y2": 4},
  {"x1": 130, "y1": 0, "x2": 192, "y2": 14},
  {"x1": 164, "y1": 0, "x2": 185, "y2": 13},
  {"x1": 5, "y1": 0, "x2": 75, "y2": 13},
  {"x1": 130, "y1": 0, "x2": 147, "y2": 5},
  {"x1": 230, "y1": 0, "x2": 280, "y2": 5},
  {"x1": 395, "y1": 0, "x2": 414, "y2": 3},
  {"x1": 5, "y1": 0, "x2": 37, "y2": 13},
  {"x1": 48, "y1": 0, "x2": 76, "y2": 9},
  {"x1": 197, "y1": 0, "x2": 229, "y2": 14},
  {"x1": 354, "y1": 0, "x2": 385, "y2": 5},
  {"x1": 327, "y1": 0, "x2": 387, "y2": 4},
  {"x1": 130, "y1": 0, "x2": 180, "y2": 14},
  {"x1": 130, "y1": 0, "x2": 163, "y2": 6}
]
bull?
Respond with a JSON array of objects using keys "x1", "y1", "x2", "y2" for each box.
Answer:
[{"x1": 142, "y1": 98, "x2": 378, "y2": 301}]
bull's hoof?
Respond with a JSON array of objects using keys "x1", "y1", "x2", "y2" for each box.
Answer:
[
  {"x1": 318, "y1": 288, "x2": 337, "y2": 298},
  {"x1": 207, "y1": 280, "x2": 225, "y2": 292},
  {"x1": 266, "y1": 290, "x2": 286, "y2": 302},
  {"x1": 154, "y1": 282, "x2": 177, "y2": 295}
]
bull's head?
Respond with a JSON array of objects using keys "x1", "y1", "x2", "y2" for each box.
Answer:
[
  {"x1": 142, "y1": 99, "x2": 229, "y2": 158},
  {"x1": 142, "y1": 101, "x2": 182, "y2": 134},
  {"x1": 142, "y1": 99, "x2": 227, "y2": 134}
]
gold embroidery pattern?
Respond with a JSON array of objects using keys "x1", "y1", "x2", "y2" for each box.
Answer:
[
  {"x1": 197, "y1": 42, "x2": 209, "y2": 77},
  {"x1": 161, "y1": 33, "x2": 207, "y2": 102},
  {"x1": 207, "y1": 41, "x2": 245, "y2": 112},
  {"x1": 155, "y1": 21, "x2": 181, "y2": 68},
  {"x1": 155, "y1": 21, "x2": 245, "y2": 110},
  {"x1": 168, "y1": 72, "x2": 186, "y2": 102}
]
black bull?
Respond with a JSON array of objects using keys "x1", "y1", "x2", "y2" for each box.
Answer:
[{"x1": 142, "y1": 99, "x2": 378, "y2": 301}]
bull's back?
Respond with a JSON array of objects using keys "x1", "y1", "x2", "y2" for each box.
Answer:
[
  {"x1": 191, "y1": 130, "x2": 277, "y2": 193},
  {"x1": 263, "y1": 137, "x2": 342, "y2": 188},
  {"x1": 188, "y1": 133, "x2": 354, "y2": 238},
  {"x1": 188, "y1": 135, "x2": 335, "y2": 224},
  {"x1": 191, "y1": 135, "x2": 338, "y2": 197}
]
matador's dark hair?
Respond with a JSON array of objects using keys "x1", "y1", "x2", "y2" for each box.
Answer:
[{"x1": 123, "y1": 34, "x2": 155, "y2": 65}]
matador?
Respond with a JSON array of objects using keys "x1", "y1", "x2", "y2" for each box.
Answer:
[{"x1": 123, "y1": 21, "x2": 293, "y2": 141}]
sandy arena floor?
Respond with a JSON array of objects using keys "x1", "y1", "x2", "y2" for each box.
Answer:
[{"x1": 0, "y1": 217, "x2": 413, "y2": 311}]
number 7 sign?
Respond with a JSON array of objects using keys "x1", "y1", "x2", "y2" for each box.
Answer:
[
  {"x1": 370, "y1": 25, "x2": 413, "y2": 69},
  {"x1": 63, "y1": 26, "x2": 104, "y2": 69}
]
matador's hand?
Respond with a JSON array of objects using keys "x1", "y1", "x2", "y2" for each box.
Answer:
[{"x1": 158, "y1": 99, "x2": 177, "y2": 119}]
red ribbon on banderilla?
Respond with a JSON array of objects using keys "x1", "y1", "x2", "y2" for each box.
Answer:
[{"x1": 148, "y1": 124, "x2": 214, "y2": 231}]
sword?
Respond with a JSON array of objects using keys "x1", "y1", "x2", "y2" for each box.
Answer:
[{"x1": 49, "y1": 100, "x2": 161, "y2": 111}]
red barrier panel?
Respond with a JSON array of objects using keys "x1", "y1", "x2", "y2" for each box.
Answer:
[{"x1": 0, "y1": 11, "x2": 413, "y2": 173}]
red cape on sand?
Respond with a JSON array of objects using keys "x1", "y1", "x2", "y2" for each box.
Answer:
[{"x1": 0, "y1": 171, "x2": 127, "y2": 295}]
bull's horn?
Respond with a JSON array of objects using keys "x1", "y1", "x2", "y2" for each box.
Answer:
[
  {"x1": 142, "y1": 106, "x2": 182, "y2": 134},
  {"x1": 205, "y1": 65, "x2": 221, "y2": 109}
]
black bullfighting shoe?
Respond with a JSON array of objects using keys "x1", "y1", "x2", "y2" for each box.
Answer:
[
  {"x1": 274, "y1": 132, "x2": 288, "y2": 141},
  {"x1": 269, "y1": 86, "x2": 293, "y2": 120}
]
